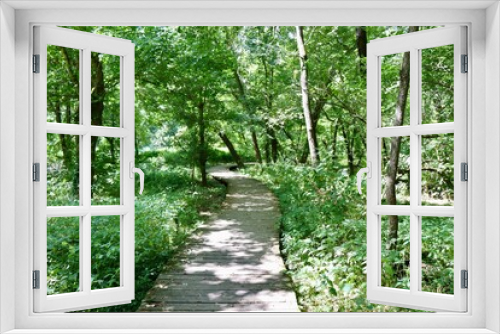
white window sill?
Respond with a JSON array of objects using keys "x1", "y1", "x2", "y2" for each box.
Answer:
[{"x1": 4, "y1": 329, "x2": 498, "y2": 334}]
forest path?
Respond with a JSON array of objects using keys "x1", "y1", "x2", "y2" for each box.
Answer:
[{"x1": 137, "y1": 165, "x2": 299, "y2": 312}]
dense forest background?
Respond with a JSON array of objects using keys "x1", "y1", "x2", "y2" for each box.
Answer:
[{"x1": 46, "y1": 26, "x2": 455, "y2": 312}]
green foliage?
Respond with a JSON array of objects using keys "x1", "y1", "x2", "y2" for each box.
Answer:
[
  {"x1": 46, "y1": 25, "x2": 456, "y2": 312},
  {"x1": 47, "y1": 165, "x2": 226, "y2": 312},
  {"x1": 247, "y1": 163, "x2": 453, "y2": 312}
]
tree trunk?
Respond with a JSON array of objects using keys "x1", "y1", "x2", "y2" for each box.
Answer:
[
  {"x1": 296, "y1": 26, "x2": 319, "y2": 166},
  {"x1": 386, "y1": 26, "x2": 419, "y2": 251},
  {"x1": 265, "y1": 139, "x2": 271, "y2": 164},
  {"x1": 58, "y1": 46, "x2": 80, "y2": 196},
  {"x1": 356, "y1": 27, "x2": 368, "y2": 73},
  {"x1": 219, "y1": 131, "x2": 245, "y2": 169},
  {"x1": 90, "y1": 53, "x2": 105, "y2": 181},
  {"x1": 356, "y1": 27, "x2": 368, "y2": 58},
  {"x1": 331, "y1": 121, "x2": 338, "y2": 163},
  {"x1": 266, "y1": 127, "x2": 278, "y2": 163},
  {"x1": 135, "y1": 138, "x2": 140, "y2": 162},
  {"x1": 272, "y1": 137, "x2": 278, "y2": 162},
  {"x1": 60, "y1": 47, "x2": 79, "y2": 85},
  {"x1": 232, "y1": 69, "x2": 263, "y2": 164},
  {"x1": 299, "y1": 140, "x2": 309, "y2": 164},
  {"x1": 107, "y1": 137, "x2": 116, "y2": 161},
  {"x1": 251, "y1": 131, "x2": 262, "y2": 163},
  {"x1": 54, "y1": 99, "x2": 79, "y2": 197},
  {"x1": 312, "y1": 98, "x2": 326, "y2": 130},
  {"x1": 197, "y1": 102, "x2": 208, "y2": 187},
  {"x1": 342, "y1": 125, "x2": 356, "y2": 176}
]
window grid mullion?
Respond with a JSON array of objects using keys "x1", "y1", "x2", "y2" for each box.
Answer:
[
  {"x1": 78, "y1": 48, "x2": 84, "y2": 293},
  {"x1": 409, "y1": 47, "x2": 420, "y2": 293},
  {"x1": 372, "y1": 123, "x2": 455, "y2": 138},
  {"x1": 45, "y1": 123, "x2": 129, "y2": 138},
  {"x1": 82, "y1": 48, "x2": 92, "y2": 294}
]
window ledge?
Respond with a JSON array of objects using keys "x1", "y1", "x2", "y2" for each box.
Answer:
[{"x1": 4, "y1": 329, "x2": 497, "y2": 334}]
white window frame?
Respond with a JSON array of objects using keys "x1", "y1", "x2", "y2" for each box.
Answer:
[
  {"x1": 33, "y1": 26, "x2": 136, "y2": 313},
  {"x1": 0, "y1": 2, "x2": 498, "y2": 333},
  {"x1": 366, "y1": 26, "x2": 467, "y2": 312}
]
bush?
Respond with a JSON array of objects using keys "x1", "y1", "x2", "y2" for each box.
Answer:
[
  {"x1": 47, "y1": 166, "x2": 226, "y2": 312},
  {"x1": 246, "y1": 163, "x2": 452, "y2": 312}
]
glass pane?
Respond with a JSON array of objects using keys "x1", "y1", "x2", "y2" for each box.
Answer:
[
  {"x1": 421, "y1": 133, "x2": 454, "y2": 206},
  {"x1": 381, "y1": 136, "x2": 410, "y2": 205},
  {"x1": 421, "y1": 45, "x2": 454, "y2": 124},
  {"x1": 47, "y1": 45, "x2": 80, "y2": 124},
  {"x1": 91, "y1": 136, "x2": 120, "y2": 205},
  {"x1": 91, "y1": 52, "x2": 121, "y2": 127},
  {"x1": 380, "y1": 52, "x2": 411, "y2": 127},
  {"x1": 421, "y1": 217, "x2": 454, "y2": 294},
  {"x1": 91, "y1": 216, "x2": 121, "y2": 290},
  {"x1": 47, "y1": 217, "x2": 80, "y2": 295},
  {"x1": 381, "y1": 215, "x2": 410, "y2": 290},
  {"x1": 47, "y1": 133, "x2": 80, "y2": 206}
]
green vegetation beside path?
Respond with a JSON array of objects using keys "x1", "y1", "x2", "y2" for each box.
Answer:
[
  {"x1": 47, "y1": 167, "x2": 227, "y2": 312},
  {"x1": 247, "y1": 163, "x2": 453, "y2": 312}
]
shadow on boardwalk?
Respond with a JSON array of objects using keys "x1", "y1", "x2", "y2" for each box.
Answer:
[{"x1": 137, "y1": 165, "x2": 299, "y2": 312}]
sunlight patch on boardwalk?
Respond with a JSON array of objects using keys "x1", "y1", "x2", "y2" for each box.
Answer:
[{"x1": 137, "y1": 165, "x2": 299, "y2": 312}]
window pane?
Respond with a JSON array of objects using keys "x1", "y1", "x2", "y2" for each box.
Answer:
[
  {"x1": 421, "y1": 133, "x2": 454, "y2": 206},
  {"x1": 47, "y1": 45, "x2": 80, "y2": 124},
  {"x1": 380, "y1": 52, "x2": 410, "y2": 127},
  {"x1": 91, "y1": 216, "x2": 121, "y2": 290},
  {"x1": 421, "y1": 217, "x2": 454, "y2": 294},
  {"x1": 47, "y1": 133, "x2": 80, "y2": 206},
  {"x1": 381, "y1": 136, "x2": 410, "y2": 205},
  {"x1": 47, "y1": 217, "x2": 80, "y2": 295},
  {"x1": 421, "y1": 45, "x2": 454, "y2": 124},
  {"x1": 91, "y1": 52, "x2": 121, "y2": 127},
  {"x1": 381, "y1": 215, "x2": 410, "y2": 290},
  {"x1": 91, "y1": 137, "x2": 121, "y2": 205}
]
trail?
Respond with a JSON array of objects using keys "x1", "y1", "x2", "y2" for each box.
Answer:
[{"x1": 137, "y1": 165, "x2": 299, "y2": 312}]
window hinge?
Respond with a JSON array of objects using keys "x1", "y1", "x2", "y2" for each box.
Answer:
[
  {"x1": 33, "y1": 163, "x2": 40, "y2": 182},
  {"x1": 461, "y1": 162, "x2": 468, "y2": 181},
  {"x1": 461, "y1": 270, "x2": 468, "y2": 289},
  {"x1": 461, "y1": 54, "x2": 468, "y2": 73},
  {"x1": 33, "y1": 270, "x2": 40, "y2": 289},
  {"x1": 33, "y1": 54, "x2": 40, "y2": 73}
]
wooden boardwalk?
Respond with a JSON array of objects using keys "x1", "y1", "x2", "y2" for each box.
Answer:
[{"x1": 137, "y1": 166, "x2": 299, "y2": 312}]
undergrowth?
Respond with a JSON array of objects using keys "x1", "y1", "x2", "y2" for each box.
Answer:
[
  {"x1": 47, "y1": 166, "x2": 226, "y2": 312},
  {"x1": 246, "y1": 163, "x2": 453, "y2": 312}
]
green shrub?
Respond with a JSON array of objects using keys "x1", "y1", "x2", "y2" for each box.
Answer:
[
  {"x1": 247, "y1": 163, "x2": 452, "y2": 312},
  {"x1": 47, "y1": 166, "x2": 226, "y2": 312}
]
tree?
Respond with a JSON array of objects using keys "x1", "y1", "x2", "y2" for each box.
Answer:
[
  {"x1": 219, "y1": 131, "x2": 245, "y2": 169},
  {"x1": 385, "y1": 26, "x2": 419, "y2": 251},
  {"x1": 296, "y1": 26, "x2": 319, "y2": 166},
  {"x1": 197, "y1": 102, "x2": 208, "y2": 186},
  {"x1": 90, "y1": 52, "x2": 105, "y2": 181},
  {"x1": 356, "y1": 27, "x2": 367, "y2": 61},
  {"x1": 231, "y1": 68, "x2": 262, "y2": 163}
]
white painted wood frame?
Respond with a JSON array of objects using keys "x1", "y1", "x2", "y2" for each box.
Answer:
[
  {"x1": 366, "y1": 26, "x2": 467, "y2": 312},
  {"x1": 32, "y1": 26, "x2": 135, "y2": 313},
  {"x1": 1, "y1": 4, "x2": 492, "y2": 334}
]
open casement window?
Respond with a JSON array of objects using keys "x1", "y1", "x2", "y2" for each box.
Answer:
[
  {"x1": 365, "y1": 26, "x2": 467, "y2": 312},
  {"x1": 33, "y1": 26, "x2": 139, "y2": 312}
]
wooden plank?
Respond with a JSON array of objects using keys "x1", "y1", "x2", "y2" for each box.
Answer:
[
  {"x1": 138, "y1": 302, "x2": 298, "y2": 312},
  {"x1": 150, "y1": 280, "x2": 292, "y2": 290},
  {"x1": 137, "y1": 166, "x2": 299, "y2": 313},
  {"x1": 143, "y1": 290, "x2": 297, "y2": 303},
  {"x1": 156, "y1": 273, "x2": 291, "y2": 284}
]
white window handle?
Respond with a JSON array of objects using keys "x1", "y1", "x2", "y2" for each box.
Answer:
[
  {"x1": 356, "y1": 162, "x2": 371, "y2": 195},
  {"x1": 129, "y1": 162, "x2": 144, "y2": 195}
]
